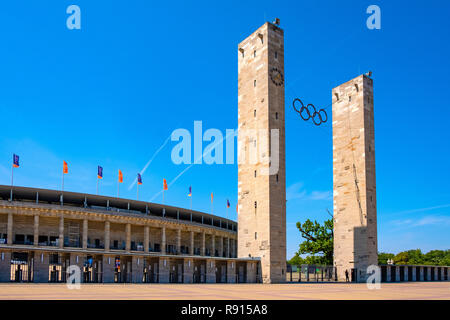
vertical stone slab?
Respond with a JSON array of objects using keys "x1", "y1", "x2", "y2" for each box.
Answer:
[
  {"x1": 395, "y1": 266, "x2": 400, "y2": 282},
  {"x1": 159, "y1": 257, "x2": 169, "y2": 283},
  {"x1": 412, "y1": 267, "x2": 417, "y2": 281},
  {"x1": 104, "y1": 221, "x2": 110, "y2": 252},
  {"x1": 404, "y1": 266, "x2": 408, "y2": 282},
  {"x1": 176, "y1": 229, "x2": 181, "y2": 255},
  {"x1": 132, "y1": 256, "x2": 143, "y2": 283},
  {"x1": 434, "y1": 267, "x2": 438, "y2": 281},
  {"x1": 161, "y1": 227, "x2": 166, "y2": 255},
  {"x1": 82, "y1": 219, "x2": 88, "y2": 250},
  {"x1": 246, "y1": 261, "x2": 257, "y2": 283},
  {"x1": 7, "y1": 212, "x2": 13, "y2": 245},
  {"x1": 102, "y1": 255, "x2": 115, "y2": 283},
  {"x1": 0, "y1": 251, "x2": 11, "y2": 282},
  {"x1": 387, "y1": 266, "x2": 391, "y2": 282},
  {"x1": 201, "y1": 232, "x2": 206, "y2": 256},
  {"x1": 237, "y1": 22, "x2": 286, "y2": 284},
  {"x1": 125, "y1": 223, "x2": 131, "y2": 252},
  {"x1": 211, "y1": 235, "x2": 215, "y2": 256},
  {"x1": 59, "y1": 215, "x2": 64, "y2": 249},
  {"x1": 420, "y1": 266, "x2": 424, "y2": 281},
  {"x1": 183, "y1": 258, "x2": 194, "y2": 283},
  {"x1": 144, "y1": 226, "x2": 149, "y2": 253},
  {"x1": 227, "y1": 260, "x2": 236, "y2": 283},
  {"x1": 332, "y1": 74, "x2": 378, "y2": 283},
  {"x1": 206, "y1": 259, "x2": 216, "y2": 283},
  {"x1": 33, "y1": 215, "x2": 39, "y2": 246},
  {"x1": 34, "y1": 252, "x2": 49, "y2": 283}
]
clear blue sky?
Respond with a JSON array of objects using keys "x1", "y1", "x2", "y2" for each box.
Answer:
[{"x1": 0, "y1": 1, "x2": 449, "y2": 258}]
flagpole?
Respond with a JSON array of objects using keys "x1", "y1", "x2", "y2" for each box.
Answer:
[
  {"x1": 190, "y1": 196, "x2": 192, "y2": 211},
  {"x1": 137, "y1": 184, "x2": 139, "y2": 200},
  {"x1": 117, "y1": 181, "x2": 119, "y2": 198},
  {"x1": 10, "y1": 165, "x2": 13, "y2": 201},
  {"x1": 96, "y1": 178, "x2": 99, "y2": 195},
  {"x1": 62, "y1": 167, "x2": 64, "y2": 192},
  {"x1": 163, "y1": 189, "x2": 165, "y2": 204}
]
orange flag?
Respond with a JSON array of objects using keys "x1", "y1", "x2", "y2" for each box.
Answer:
[
  {"x1": 118, "y1": 170, "x2": 123, "y2": 183},
  {"x1": 63, "y1": 161, "x2": 68, "y2": 174},
  {"x1": 211, "y1": 192, "x2": 214, "y2": 202},
  {"x1": 163, "y1": 179, "x2": 168, "y2": 190}
]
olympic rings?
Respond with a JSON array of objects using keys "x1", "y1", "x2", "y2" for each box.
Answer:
[{"x1": 292, "y1": 98, "x2": 328, "y2": 126}]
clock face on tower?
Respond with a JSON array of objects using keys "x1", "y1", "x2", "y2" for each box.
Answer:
[{"x1": 270, "y1": 67, "x2": 284, "y2": 86}]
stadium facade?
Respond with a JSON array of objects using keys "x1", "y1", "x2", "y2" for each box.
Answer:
[{"x1": 0, "y1": 185, "x2": 259, "y2": 283}]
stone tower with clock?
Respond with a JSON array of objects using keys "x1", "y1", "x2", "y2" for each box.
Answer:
[{"x1": 237, "y1": 22, "x2": 286, "y2": 283}]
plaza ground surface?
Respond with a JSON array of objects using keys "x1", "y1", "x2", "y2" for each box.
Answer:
[{"x1": 0, "y1": 282, "x2": 449, "y2": 300}]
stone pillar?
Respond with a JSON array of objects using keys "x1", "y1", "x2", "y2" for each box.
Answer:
[
  {"x1": 219, "y1": 236, "x2": 224, "y2": 257},
  {"x1": 189, "y1": 231, "x2": 194, "y2": 255},
  {"x1": 412, "y1": 267, "x2": 417, "y2": 281},
  {"x1": 159, "y1": 257, "x2": 169, "y2": 283},
  {"x1": 132, "y1": 256, "x2": 143, "y2": 283},
  {"x1": 206, "y1": 259, "x2": 216, "y2": 283},
  {"x1": 183, "y1": 258, "x2": 194, "y2": 283},
  {"x1": 33, "y1": 215, "x2": 39, "y2": 246},
  {"x1": 434, "y1": 267, "x2": 438, "y2": 281},
  {"x1": 82, "y1": 219, "x2": 88, "y2": 250},
  {"x1": 247, "y1": 261, "x2": 257, "y2": 283},
  {"x1": 211, "y1": 235, "x2": 215, "y2": 256},
  {"x1": 420, "y1": 267, "x2": 424, "y2": 281},
  {"x1": 386, "y1": 266, "x2": 391, "y2": 282},
  {"x1": 176, "y1": 229, "x2": 181, "y2": 254},
  {"x1": 0, "y1": 251, "x2": 11, "y2": 282},
  {"x1": 70, "y1": 253, "x2": 84, "y2": 283},
  {"x1": 59, "y1": 215, "x2": 64, "y2": 249},
  {"x1": 427, "y1": 267, "x2": 431, "y2": 281},
  {"x1": 102, "y1": 255, "x2": 115, "y2": 283},
  {"x1": 125, "y1": 223, "x2": 131, "y2": 252},
  {"x1": 395, "y1": 266, "x2": 400, "y2": 282},
  {"x1": 7, "y1": 212, "x2": 13, "y2": 245},
  {"x1": 232, "y1": 239, "x2": 236, "y2": 257},
  {"x1": 34, "y1": 252, "x2": 49, "y2": 283},
  {"x1": 144, "y1": 226, "x2": 149, "y2": 253},
  {"x1": 227, "y1": 260, "x2": 236, "y2": 283},
  {"x1": 441, "y1": 267, "x2": 445, "y2": 281},
  {"x1": 226, "y1": 238, "x2": 230, "y2": 258},
  {"x1": 104, "y1": 221, "x2": 110, "y2": 251},
  {"x1": 161, "y1": 227, "x2": 166, "y2": 254},
  {"x1": 201, "y1": 232, "x2": 206, "y2": 256}
]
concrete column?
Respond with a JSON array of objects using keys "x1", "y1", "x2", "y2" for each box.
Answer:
[
  {"x1": 82, "y1": 219, "x2": 88, "y2": 249},
  {"x1": 161, "y1": 227, "x2": 166, "y2": 254},
  {"x1": 211, "y1": 234, "x2": 215, "y2": 256},
  {"x1": 34, "y1": 252, "x2": 49, "y2": 283},
  {"x1": 144, "y1": 226, "x2": 149, "y2": 253},
  {"x1": 232, "y1": 239, "x2": 236, "y2": 257},
  {"x1": 219, "y1": 236, "x2": 224, "y2": 257},
  {"x1": 132, "y1": 256, "x2": 143, "y2": 283},
  {"x1": 70, "y1": 253, "x2": 84, "y2": 283},
  {"x1": 420, "y1": 267, "x2": 424, "y2": 281},
  {"x1": 247, "y1": 261, "x2": 256, "y2": 283},
  {"x1": 387, "y1": 266, "x2": 391, "y2": 282},
  {"x1": 412, "y1": 267, "x2": 417, "y2": 281},
  {"x1": 33, "y1": 215, "x2": 39, "y2": 246},
  {"x1": 441, "y1": 267, "x2": 445, "y2": 281},
  {"x1": 226, "y1": 237, "x2": 230, "y2": 257},
  {"x1": 104, "y1": 221, "x2": 110, "y2": 251},
  {"x1": 176, "y1": 229, "x2": 181, "y2": 254},
  {"x1": 201, "y1": 232, "x2": 206, "y2": 256},
  {"x1": 434, "y1": 267, "x2": 438, "y2": 281},
  {"x1": 125, "y1": 223, "x2": 131, "y2": 252},
  {"x1": 206, "y1": 259, "x2": 216, "y2": 283},
  {"x1": 227, "y1": 260, "x2": 236, "y2": 283},
  {"x1": 183, "y1": 258, "x2": 194, "y2": 283},
  {"x1": 59, "y1": 215, "x2": 64, "y2": 249},
  {"x1": 427, "y1": 267, "x2": 431, "y2": 281},
  {"x1": 189, "y1": 231, "x2": 194, "y2": 255},
  {"x1": 159, "y1": 257, "x2": 169, "y2": 283},
  {"x1": 0, "y1": 251, "x2": 11, "y2": 282},
  {"x1": 102, "y1": 255, "x2": 115, "y2": 283},
  {"x1": 7, "y1": 212, "x2": 13, "y2": 245}
]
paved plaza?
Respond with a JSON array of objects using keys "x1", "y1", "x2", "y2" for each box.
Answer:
[{"x1": 0, "y1": 282, "x2": 448, "y2": 300}]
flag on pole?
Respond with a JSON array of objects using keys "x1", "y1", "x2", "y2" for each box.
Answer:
[
  {"x1": 236, "y1": 204, "x2": 238, "y2": 213},
  {"x1": 97, "y1": 166, "x2": 103, "y2": 179},
  {"x1": 227, "y1": 199, "x2": 230, "y2": 208},
  {"x1": 211, "y1": 192, "x2": 213, "y2": 202},
  {"x1": 13, "y1": 154, "x2": 19, "y2": 168},
  {"x1": 137, "y1": 173, "x2": 143, "y2": 185},
  {"x1": 188, "y1": 186, "x2": 192, "y2": 197},
  {"x1": 118, "y1": 170, "x2": 123, "y2": 183},
  {"x1": 63, "y1": 161, "x2": 68, "y2": 174},
  {"x1": 163, "y1": 179, "x2": 168, "y2": 190}
]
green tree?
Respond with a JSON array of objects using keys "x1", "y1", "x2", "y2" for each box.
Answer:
[
  {"x1": 287, "y1": 253, "x2": 305, "y2": 266},
  {"x1": 378, "y1": 252, "x2": 395, "y2": 264},
  {"x1": 394, "y1": 251, "x2": 409, "y2": 265},
  {"x1": 294, "y1": 218, "x2": 334, "y2": 265}
]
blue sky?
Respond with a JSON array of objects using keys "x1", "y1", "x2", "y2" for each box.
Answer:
[{"x1": 0, "y1": 1, "x2": 449, "y2": 258}]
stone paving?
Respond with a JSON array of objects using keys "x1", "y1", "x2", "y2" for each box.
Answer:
[{"x1": 0, "y1": 282, "x2": 448, "y2": 300}]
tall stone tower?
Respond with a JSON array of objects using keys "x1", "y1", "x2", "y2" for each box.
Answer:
[
  {"x1": 237, "y1": 22, "x2": 286, "y2": 283},
  {"x1": 332, "y1": 74, "x2": 378, "y2": 282}
]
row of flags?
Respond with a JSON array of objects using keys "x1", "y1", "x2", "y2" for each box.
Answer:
[{"x1": 10, "y1": 154, "x2": 238, "y2": 215}]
